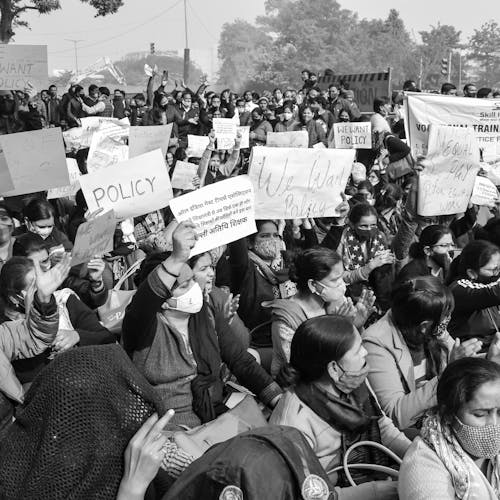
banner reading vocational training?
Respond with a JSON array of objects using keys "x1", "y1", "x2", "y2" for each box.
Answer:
[
  {"x1": 128, "y1": 124, "x2": 173, "y2": 158},
  {"x1": 248, "y1": 147, "x2": 355, "y2": 219},
  {"x1": 79, "y1": 149, "x2": 173, "y2": 220},
  {"x1": 418, "y1": 125, "x2": 480, "y2": 217},
  {"x1": 0, "y1": 45, "x2": 48, "y2": 91},
  {"x1": 70, "y1": 210, "x2": 116, "y2": 267},
  {"x1": 169, "y1": 175, "x2": 256, "y2": 256},
  {"x1": 317, "y1": 70, "x2": 391, "y2": 113},
  {"x1": 0, "y1": 127, "x2": 69, "y2": 196},
  {"x1": 405, "y1": 93, "x2": 500, "y2": 163}
]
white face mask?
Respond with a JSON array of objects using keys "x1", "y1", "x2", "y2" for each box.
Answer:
[
  {"x1": 29, "y1": 223, "x2": 53, "y2": 240},
  {"x1": 167, "y1": 282, "x2": 204, "y2": 314},
  {"x1": 313, "y1": 280, "x2": 346, "y2": 303},
  {"x1": 283, "y1": 112, "x2": 293, "y2": 121}
]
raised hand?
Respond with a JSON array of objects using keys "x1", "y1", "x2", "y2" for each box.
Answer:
[
  {"x1": 171, "y1": 221, "x2": 198, "y2": 263},
  {"x1": 35, "y1": 253, "x2": 71, "y2": 303}
]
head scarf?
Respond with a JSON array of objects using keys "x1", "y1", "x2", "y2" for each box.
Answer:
[{"x1": 0, "y1": 344, "x2": 163, "y2": 500}]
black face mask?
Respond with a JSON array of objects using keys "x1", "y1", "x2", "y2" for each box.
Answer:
[
  {"x1": 0, "y1": 100, "x2": 15, "y2": 115},
  {"x1": 430, "y1": 252, "x2": 451, "y2": 270},
  {"x1": 354, "y1": 228, "x2": 377, "y2": 241},
  {"x1": 477, "y1": 274, "x2": 500, "y2": 285}
]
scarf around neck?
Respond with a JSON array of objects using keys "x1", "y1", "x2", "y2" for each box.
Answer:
[{"x1": 343, "y1": 225, "x2": 387, "y2": 271}]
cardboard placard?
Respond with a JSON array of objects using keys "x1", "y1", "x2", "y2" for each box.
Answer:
[
  {"x1": 266, "y1": 131, "x2": 309, "y2": 148},
  {"x1": 128, "y1": 124, "x2": 173, "y2": 158},
  {"x1": 0, "y1": 44, "x2": 48, "y2": 91},
  {"x1": 171, "y1": 161, "x2": 199, "y2": 190},
  {"x1": 47, "y1": 158, "x2": 81, "y2": 199}
]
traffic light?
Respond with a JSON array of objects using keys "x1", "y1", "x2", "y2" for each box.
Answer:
[
  {"x1": 150, "y1": 42, "x2": 155, "y2": 55},
  {"x1": 441, "y1": 57, "x2": 448, "y2": 76}
]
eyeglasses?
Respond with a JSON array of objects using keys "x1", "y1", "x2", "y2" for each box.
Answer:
[
  {"x1": 481, "y1": 266, "x2": 500, "y2": 275},
  {"x1": 432, "y1": 243, "x2": 456, "y2": 250}
]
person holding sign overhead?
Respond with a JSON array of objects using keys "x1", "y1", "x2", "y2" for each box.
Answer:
[{"x1": 122, "y1": 222, "x2": 282, "y2": 429}]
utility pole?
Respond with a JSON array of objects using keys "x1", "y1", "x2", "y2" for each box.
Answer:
[
  {"x1": 418, "y1": 55, "x2": 423, "y2": 90},
  {"x1": 65, "y1": 39, "x2": 84, "y2": 77},
  {"x1": 183, "y1": 0, "x2": 190, "y2": 85},
  {"x1": 448, "y1": 50, "x2": 452, "y2": 82},
  {"x1": 458, "y1": 50, "x2": 462, "y2": 90}
]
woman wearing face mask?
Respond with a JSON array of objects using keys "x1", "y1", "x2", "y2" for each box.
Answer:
[
  {"x1": 4, "y1": 239, "x2": 115, "y2": 387},
  {"x1": 229, "y1": 220, "x2": 294, "y2": 368},
  {"x1": 337, "y1": 203, "x2": 395, "y2": 312},
  {"x1": 397, "y1": 225, "x2": 455, "y2": 284},
  {"x1": 447, "y1": 240, "x2": 500, "y2": 348},
  {"x1": 271, "y1": 315, "x2": 410, "y2": 500},
  {"x1": 363, "y1": 276, "x2": 482, "y2": 432},
  {"x1": 300, "y1": 105, "x2": 327, "y2": 148},
  {"x1": 23, "y1": 198, "x2": 72, "y2": 253},
  {"x1": 274, "y1": 104, "x2": 301, "y2": 132},
  {"x1": 123, "y1": 222, "x2": 282, "y2": 429},
  {"x1": 267, "y1": 248, "x2": 375, "y2": 378},
  {"x1": 399, "y1": 357, "x2": 500, "y2": 500}
]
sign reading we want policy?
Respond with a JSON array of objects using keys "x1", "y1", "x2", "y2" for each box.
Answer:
[{"x1": 0, "y1": 45, "x2": 48, "y2": 91}]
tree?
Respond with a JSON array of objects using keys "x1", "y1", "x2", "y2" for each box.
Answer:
[
  {"x1": 468, "y1": 20, "x2": 500, "y2": 87},
  {"x1": 0, "y1": 0, "x2": 123, "y2": 43},
  {"x1": 418, "y1": 23, "x2": 462, "y2": 88},
  {"x1": 217, "y1": 19, "x2": 271, "y2": 91}
]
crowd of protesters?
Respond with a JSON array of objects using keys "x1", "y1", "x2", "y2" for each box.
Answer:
[{"x1": 0, "y1": 65, "x2": 499, "y2": 500}]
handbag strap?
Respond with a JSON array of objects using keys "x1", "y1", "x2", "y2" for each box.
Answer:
[{"x1": 113, "y1": 257, "x2": 144, "y2": 291}]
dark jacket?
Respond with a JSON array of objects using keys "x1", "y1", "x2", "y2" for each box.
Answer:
[
  {"x1": 303, "y1": 120, "x2": 327, "y2": 148},
  {"x1": 122, "y1": 265, "x2": 280, "y2": 427}
]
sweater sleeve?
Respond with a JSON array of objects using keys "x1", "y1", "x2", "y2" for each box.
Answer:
[
  {"x1": 364, "y1": 337, "x2": 437, "y2": 429},
  {"x1": 122, "y1": 265, "x2": 170, "y2": 353},
  {"x1": 216, "y1": 313, "x2": 282, "y2": 406},
  {"x1": 398, "y1": 439, "x2": 457, "y2": 500},
  {"x1": 452, "y1": 278, "x2": 500, "y2": 312},
  {"x1": 229, "y1": 238, "x2": 250, "y2": 295},
  {"x1": 66, "y1": 294, "x2": 117, "y2": 345},
  {"x1": 0, "y1": 294, "x2": 58, "y2": 361}
]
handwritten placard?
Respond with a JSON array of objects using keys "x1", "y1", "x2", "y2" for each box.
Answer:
[
  {"x1": 0, "y1": 44, "x2": 48, "y2": 91},
  {"x1": 187, "y1": 134, "x2": 210, "y2": 158},
  {"x1": 248, "y1": 147, "x2": 355, "y2": 218},
  {"x1": 70, "y1": 210, "x2": 116, "y2": 267},
  {"x1": 0, "y1": 127, "x2": 69, "y2": 196},
  {"x1": 169, "y1": 175, "x2": 256, "y2": 256},
  {"x1": 266, "y1": 131, "x2": 309, "y2": 148},
  {"x1": 79, "y1": 149, "x2": 173, "y2": 220},
  {"x1": 418, "y1": 125, "x2": 481, "y2": 216},
  {"x1": 213, "y1": 118, "x2": 237, "y2": 150},
  {"x1": 87, "y1": 123, "x2": 129, "y2": 173},
  {"x1": 470, "y1": 175, "x2": 499, "y2": 206},
  {"x1": 129, "y1": 124, "x2": 173, "y2": 158},
  {"x1": 333, "y1": 122, "x2": 371, "y2": 149},
  {"x1": 47, "y1": 158, "x2": 81, "y2": 199},
  {"x1": 237, "y1": 126, "x2": 250, "y2": 149},
  {"x1": 171, "y1": 161, "x2": 199, "y2": 190}
]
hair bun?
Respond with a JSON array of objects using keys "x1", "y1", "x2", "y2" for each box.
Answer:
[{"x1": 277, "y1": 364, "x2": 301, "y2": 388}]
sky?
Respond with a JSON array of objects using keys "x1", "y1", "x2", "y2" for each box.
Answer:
[{"x1": 11, "y1": 0, "x2": 498, "y2": 78}]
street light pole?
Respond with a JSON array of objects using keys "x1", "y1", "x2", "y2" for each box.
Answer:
[{"x1": 65, "y1": 39, "x2": 84, "y2": 76}]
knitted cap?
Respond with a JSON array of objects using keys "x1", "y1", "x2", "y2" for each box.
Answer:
[{"x1": 0, "y1": 344, "x2": 163, "y2": 500}]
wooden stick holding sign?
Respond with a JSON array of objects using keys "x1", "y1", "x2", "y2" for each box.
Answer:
[
  {"x1": 70, "y1": 210, "x2": 116, "y2": 267},
  {"x1": 79, "y1": 149, "x2": 173, "y2": 220},
  {"x1": 169, "y1": 175, "x2": 256, "y2": 256},
  {"x1": 418, "y1": 125, "x2": 481, "y2": 216}
]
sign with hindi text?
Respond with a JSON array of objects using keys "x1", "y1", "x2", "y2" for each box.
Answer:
[
  {"x1": 213, "y1": 118, "x2": 237, "y2": 150},
  {"x1": 79, "y1": 149, "x2": 173, "y2": 220},
  {"x1": 418, "y1": 125, "x2": 481, "y2": 216},
  {"x1": 187, "y1": 134, "x2": 210, "y2": 157},
  {"x1": 470, "y1": 175, "x2": 499, "y2": 206},
  {"x1": 170, "y1": 175, "x2": 256, "y2": 256},
  {"x1": 248, "y1": 147, "x2": 355, "y2": 218},
  {"x1": 0, "y1": 44, "x2": 48, "y2": 91}
]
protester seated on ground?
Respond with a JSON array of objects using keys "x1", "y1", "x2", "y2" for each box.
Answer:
[
  {"x1": 447, "y1": 240, "x2": 500, "y2": 348},
  {"x1": 4, "y1": 247, "x2": 116, "y2": 385},
  {"x1": 280, "y1": 218, "x2": 319, "y2": 252},
  {"x1": 397, "y1": 225, "x2": 455, "y2": 284},
  {"x1": 335, "y1": 203, "x2": 395, "y2": 312},
  {"x1": 22, "y1": 198, "x2": 72, "y2": 253},
  {"x1": 363, "y1": 276, "x2": 481, "y2": 432},
  {"x1": 271, "y1": 315, "x2": 410, "y2": 500},
  {"x1": 375, "y1": 183, "x2": 402, "y2": 245},
  {"x1": 0, "y1": 253, "x2": 70, "y2": 431},
  {"x1": 0, "y1": 344, "x2": 178, "y2": 500},
  {"x1": 197, "y1": 131, "x2": 241, "y2": 187},
  {"x1": 229, "y1": 219, "x2": 295, "y2": 368},
  {"x1": 300, "y1": 105, "x2": 327, "y2": 148},
  {"x1": 122, "y1": 222, "x2": 282, "y2": 429},
  {"x1": 267, "y1": 247, "x2": 375, "y2": 378},
  {"x1": 399, "y1": 357, "x2": 500, "y2": 500},
  {"x1": 0, "y1": 203, "x2": 15, "y2": 270}
]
